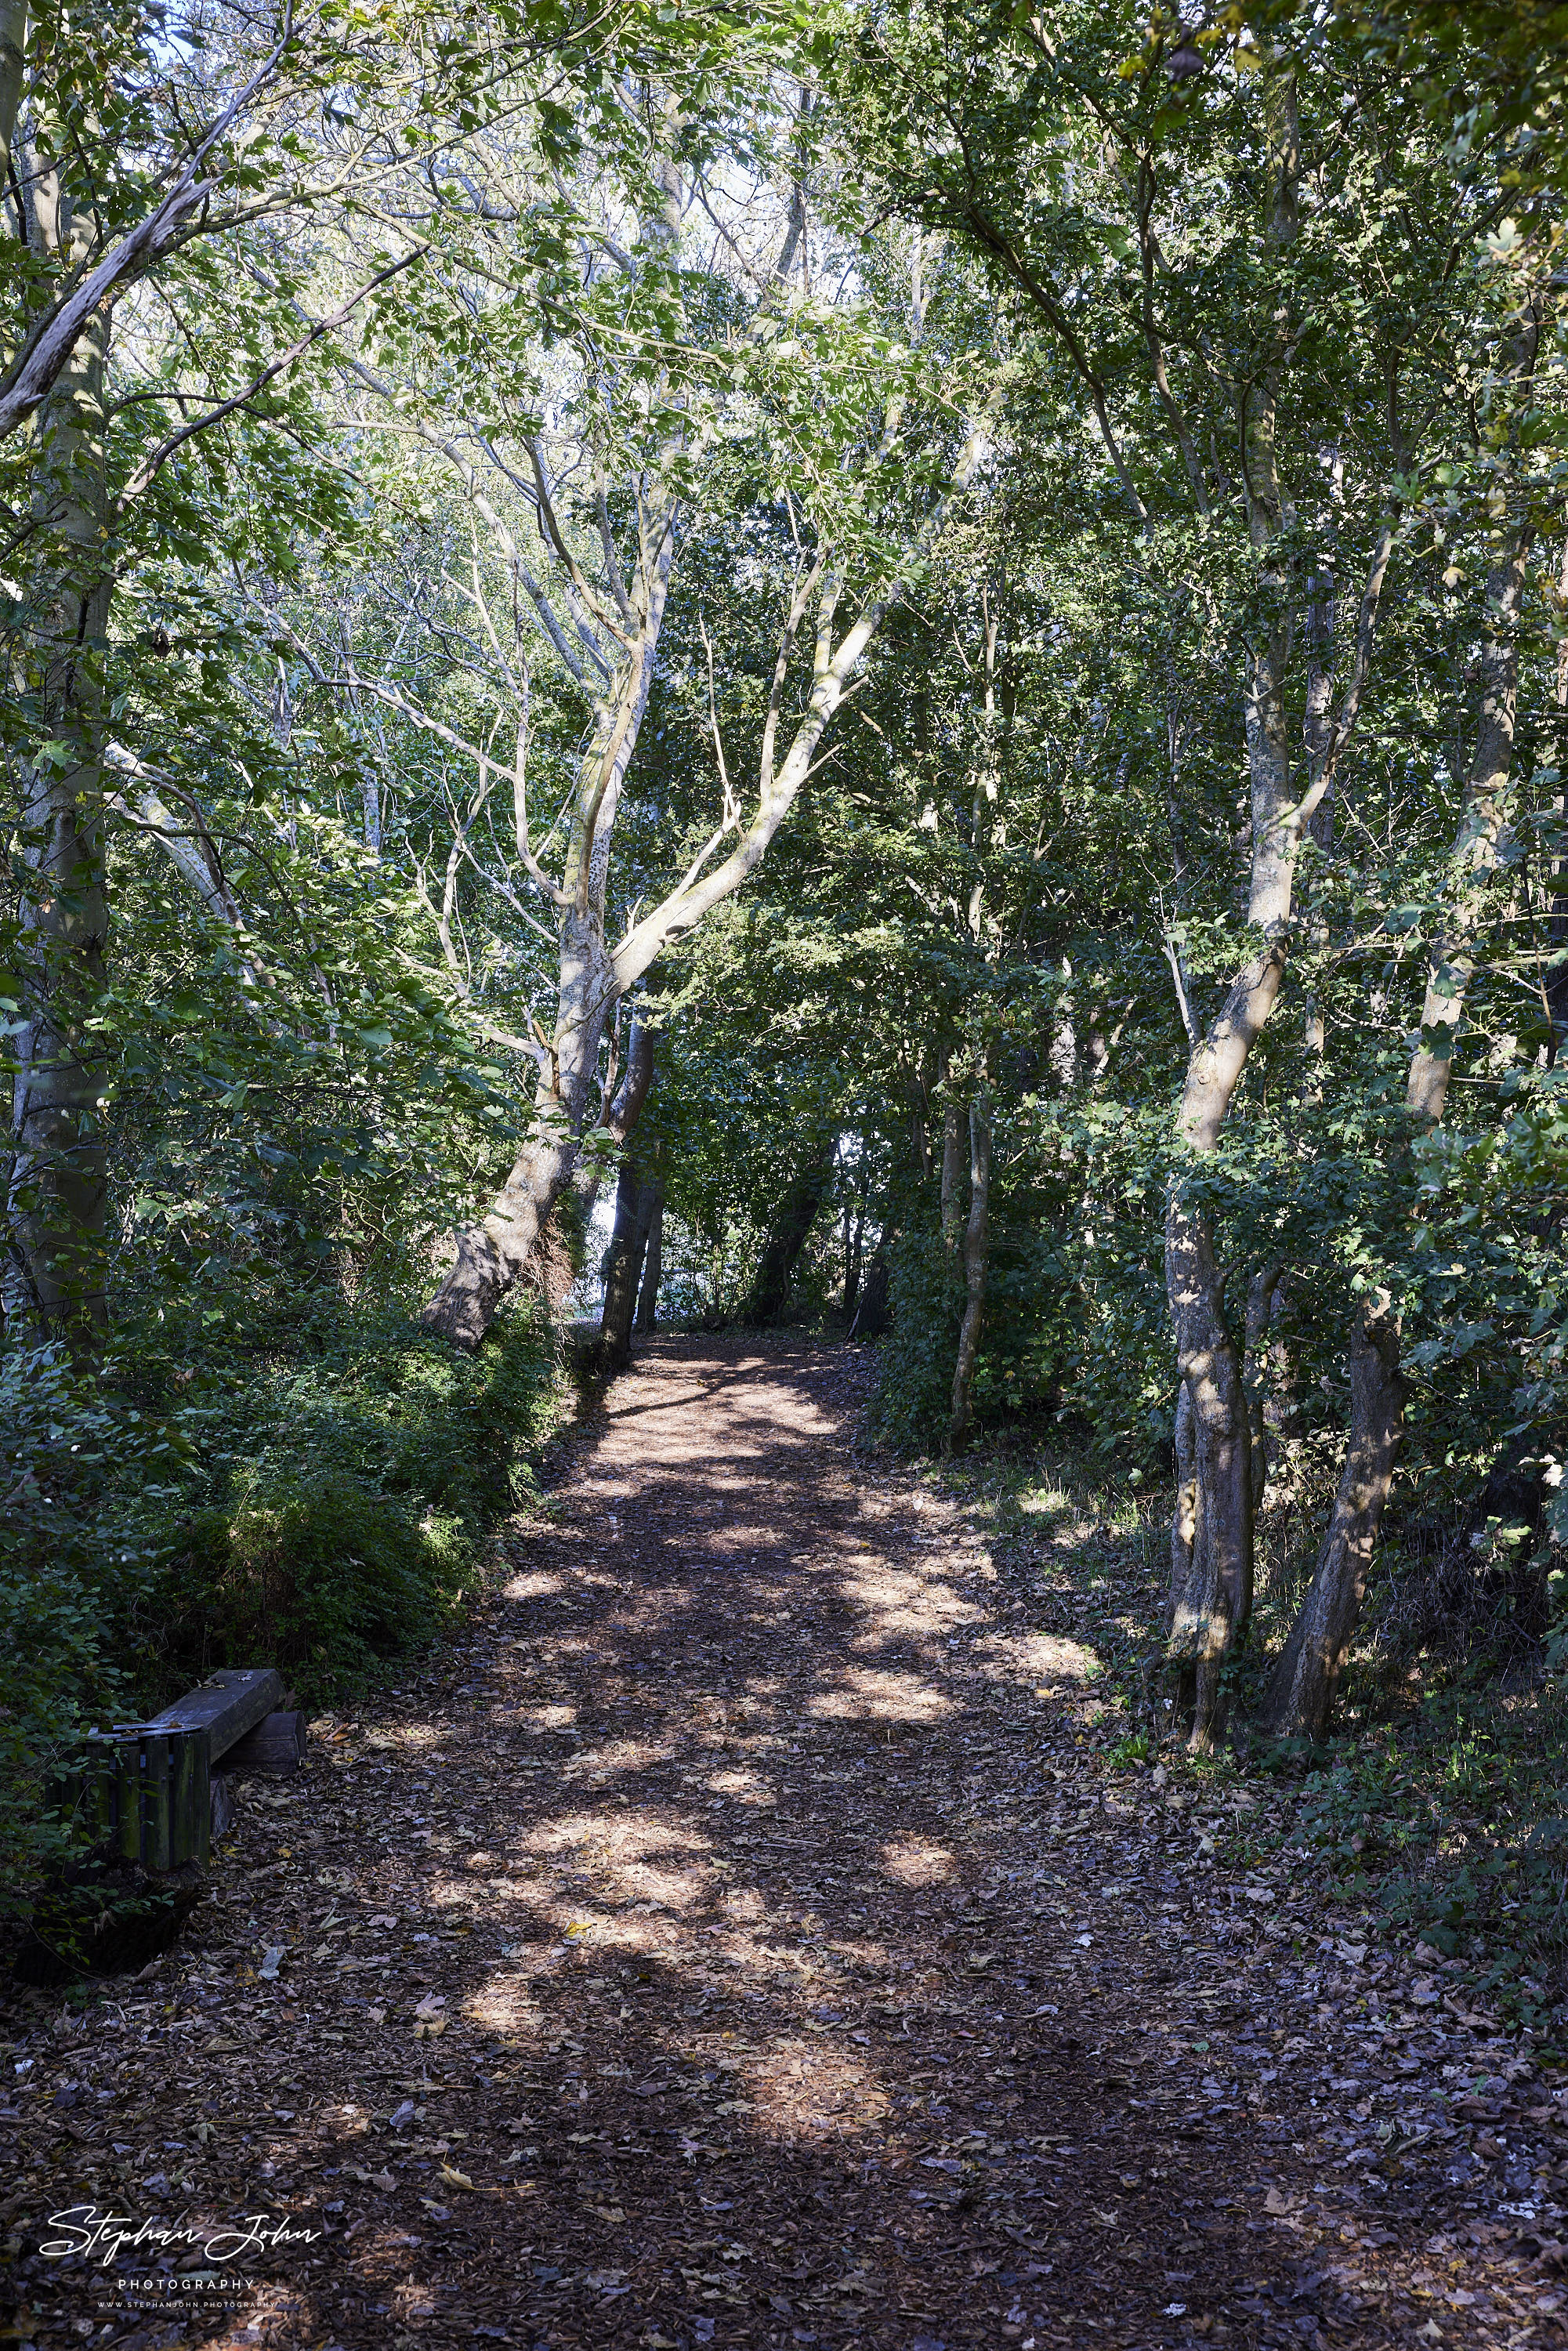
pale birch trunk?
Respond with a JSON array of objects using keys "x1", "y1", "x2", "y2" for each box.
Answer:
[{"x1": 6, "y1": 150, "x2": 113, "y2": 1347}]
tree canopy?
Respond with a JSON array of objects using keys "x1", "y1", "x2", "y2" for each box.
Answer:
[{"x1": 3, "y1": 0, "x2": 1566, "y2": 1890}]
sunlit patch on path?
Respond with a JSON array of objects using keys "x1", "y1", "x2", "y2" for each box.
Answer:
[{"x1": 3, "y1": 1336, "x2": 1542, "y2": 2351}]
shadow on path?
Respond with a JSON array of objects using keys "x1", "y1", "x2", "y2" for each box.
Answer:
[{"x1": 5, "y1": 1337, "x2": 1532, "y2": 2350}]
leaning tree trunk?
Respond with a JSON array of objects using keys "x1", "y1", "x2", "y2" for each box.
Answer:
[
  {"x1": 420, "y1": 568, "x2": 669, "y2": 1352},
  {"x1": 634, "y1": 1183, "x2": 664, "y2": 1332},
  {"x1": 1406, "y1": 531, "x2": 1532, "y2": 1122},
  {"x1": 420, "y1": 906, "x2": 618, "y2": 1350},
  {"x1": 1262, "y1": 1294, "x2": 1403, "y2": 1738},
  {"x1": 1165, "y1": 1192, "x2": 1257, "y2": 1741},
  {"x1": 600, "y1": 1161, "x2": 658, "y2": 1370},
  {"x1": 531, "y1": 1007, "x2": 657, "y2": 1315},
  {"x1": 1161, "y1": 61, "x2": 1300, "y2": 1747},
  {"x1": 1264, "y1": 519, "x2": 1536, "y2": 1732},
  {"x1": 7, "y1": 157, "x2": 113, "y2": 1349},
  {"x1": 745, "y1": 1145, "x2": 831, "y2": 1326},
  {"x1": 947, "y1": 1092, "x2": 990, "y2": 1451}
]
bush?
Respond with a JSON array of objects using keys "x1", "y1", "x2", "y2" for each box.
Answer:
[
  {"x1": 0, "y1": 1292, "x2": 567, "y2": 1929},
  {"x1": 0, "y1": 1347, "x2": 186, "y2": 1919},
  {"x1": 873, "y1": 1226, "x2": 963, "y2": 1449},
  {"x1": 158, "y1": 1475, "x2": 473, "y2": 1705}
]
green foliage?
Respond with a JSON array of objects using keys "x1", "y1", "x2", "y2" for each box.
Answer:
[
  {"x1": 163, "y1": 1476, "x2": 469, "y2": 1706},
  {"x1": 0, "y1": 1299, "x2": 565, "y2": 1924},
  {"x1": 873, "y1": 1226, "x2": 965, "y2": 1447}
]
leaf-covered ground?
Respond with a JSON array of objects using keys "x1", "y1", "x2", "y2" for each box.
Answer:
[{"x1": 4, "y1": 1336, "x2": 1566, "y2": 2349}]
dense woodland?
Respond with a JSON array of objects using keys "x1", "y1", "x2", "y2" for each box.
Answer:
[{"x1": 4, "y1": 0, "x2": 1568, "y2": 1958}]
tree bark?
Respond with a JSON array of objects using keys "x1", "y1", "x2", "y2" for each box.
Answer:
[
  {"x1": 420, "y1": 576, "x2": 671, "y2": 1349},
  {"x1": 1244, "y1": 1262, "x2": 1283, "y2": 1516},
  {"x1": 1547, "y1": 536, "x2": 1568, "y2": 1064},
  {"x1": 940, "y1": 1056, "x2": 963, "y2": 1250},
  {"x1": 600, "y1": 1161, "x2": 657, "y2": 1370},
  {"x1": 948, "y1": 1092, "x2": 990, "y2": 1451},
  {"x1": 1169, "y1": 1376, "x2": 1198, "y2": 1626},
  {"x1": 1164, "y1": 1197, "x2": 1255, "y2": 1744},
  {"x1": 634, "y1": 1185, "x2": 664, "y2": 1333},
  {"x1": 1161, "y1": 59, "x2": 1398, "y2": 1747},
  {"x1": 419, "y1": 388, "x2": 993, "y2": 1352},
  {"x1": 1262, "y1": 1294, "x2": 1403, "y2": 1738},
  {"x1": 745, "y1": 1149, "x2": 831, "y2": 1327},
  {"x1": 6, "y1": 150, "x2": 113, "y2": 1349},
  {"x1": 842, "y1": 1143, "x2": 867, "y2": 1317},
  {"x1": 847, "y1": 1248, "x2": 890, "y2": 1339},
  {"x1": 1407, "y1": 532, "x2": 1534, "y2": 1119}
]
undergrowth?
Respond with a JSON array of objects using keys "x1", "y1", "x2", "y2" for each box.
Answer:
[
  {"x1": 936, "y1": 1436, "x2": 1568, "y2": 2051},
  {"x1": 0, "y1": 1282, "x2": 570, "y2": 1923}
]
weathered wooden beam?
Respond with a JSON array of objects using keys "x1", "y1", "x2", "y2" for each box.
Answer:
[
  {"x1": 150, "y1": 1668, "x2": 283, "y2": 1762},
  {"x1": 223, "y1": 1710, "x2": 307, "y2": 1775}
]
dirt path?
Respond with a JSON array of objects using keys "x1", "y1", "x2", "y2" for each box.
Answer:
[{"x1": 4, "y1": 1338, "x2": 1562, "y2": 2349}]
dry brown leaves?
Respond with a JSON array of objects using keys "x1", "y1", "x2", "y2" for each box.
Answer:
[{"x1": 2, "y1": 1337, "x2": 1564, "y2": 2349}]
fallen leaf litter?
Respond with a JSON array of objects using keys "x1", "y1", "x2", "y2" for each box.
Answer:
[{"x1": 2, "y1": 1335, "x2": 1564, "y2": 2349}]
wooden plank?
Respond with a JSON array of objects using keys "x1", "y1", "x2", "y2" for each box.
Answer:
[
  {"x1": 170, "y1": 1730, "x2": 209, "y2": 1868},
  {"x1": 150, "y1": 1668, "x2": 284, "y2": 1762},
  {"x1": 222, "y1": 1710, "x2": 307, "y2": 1776},
  {"x1": 113, "y1": 1741, "x2": 140, "y2": 1864},
  {"x1": 141, "y1": 1734, "x2": 172, "y2": 1871}
]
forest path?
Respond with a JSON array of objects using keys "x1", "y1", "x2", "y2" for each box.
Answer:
[{"x1": 8, "y1": 1339, "x2": 1545, "y2": 2349}]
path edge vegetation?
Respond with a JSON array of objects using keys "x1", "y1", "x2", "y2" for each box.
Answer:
[{"x1": 2, "y1": 0, "x2": 1568, "y2": 2040}]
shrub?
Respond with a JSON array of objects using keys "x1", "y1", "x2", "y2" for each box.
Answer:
[
  {"x1": 158, "y1": 1474, "x2": 471, "y2": 1705},
  {"x1": 873, "y1": 1226, "x2": 964, "y2": 1449},
  {"x1": 0, "y1": 1293, "x2": 567, "y2": 1931}
]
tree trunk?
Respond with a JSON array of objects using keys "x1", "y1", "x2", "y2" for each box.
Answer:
[
  {"x1": 420, "y1": 593, "x2": 669, "y2": 1351},
  {"x1": 1244, "y1": 1262, "x2": 1283, "y2": 1515},
  {"x1": 1164, "y1": 1197, "x2": 1255, "y2": 1746},
  {"x1": 1266, "y1": 516, "x2": 1538, "y2": 1725},
  {"x1": 1262, "y1": 1293, "x2": 1403, "y2": 1738},
  {"x1": 1157, "y1": 51, "x2": 1407, "y2": 1746},
  {"x1": 939, "y1": 1063, "x2": 963, "y2": 1250},
  {"x1": 1407, "y1": 533, "x2": 1533, "y2": 1121},
  {"x1": 1548, "y1": 537, "x2": 1568, "y2": 1064},
  {"x1": 634, "y1": 1185, "x2": 664, "y2": 1333},
  {"x1": 600, "y1": 1160, "x2": 657, "y2": 1370},
  {"x1": 847, "y1": 1248, "x2": 889, "y2": 1339},
  {"x1": 571, "y1": 1009, "x2": 657, "y2": 1230},
  {"x1": 1161, "y1": 61, "x2": 1299, "y2": 1742},
  {"x1": 746, "y1": 1147, "x2": 830, "y2": 1326},
  {"x1": 6, "y1": 153, "x2": 113, "y2": 1349},
  {"x1": 1169, "y1": 1376, "x2": 1198, "y2": 1628},
  {"x1": 842, "y1": 1148, "x2": 867, "y2": 1317},
  {"x1": 948, "y1": 1093, "x2": 990, "y2": 1451}
]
